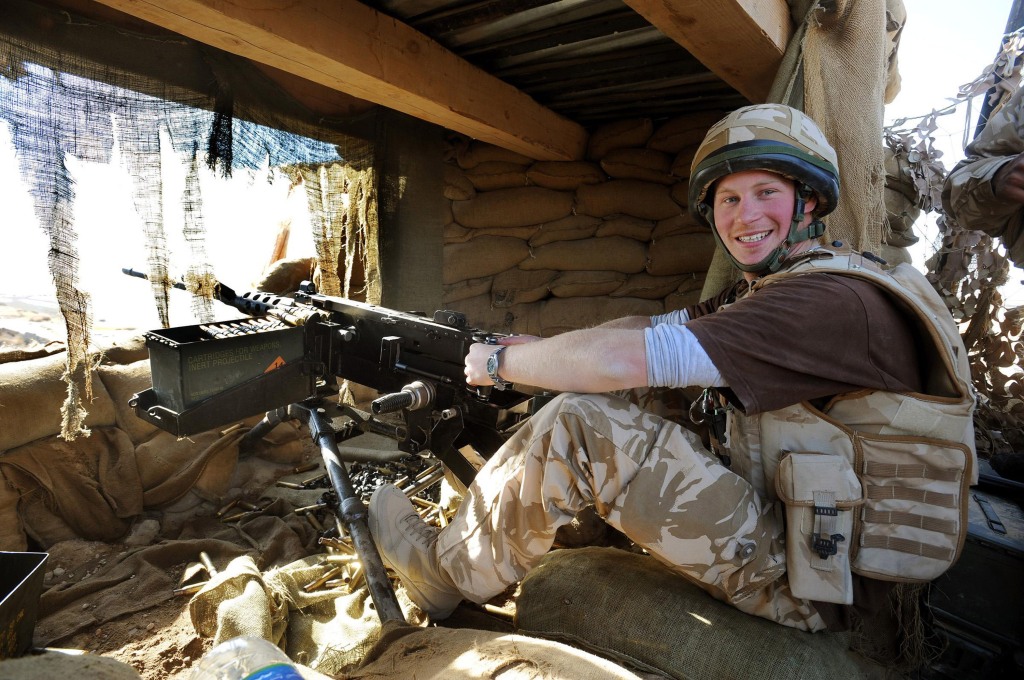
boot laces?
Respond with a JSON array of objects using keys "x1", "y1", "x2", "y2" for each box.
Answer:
[{"x1": 399, "y1": 509, "x2": 438, "y2": 547}]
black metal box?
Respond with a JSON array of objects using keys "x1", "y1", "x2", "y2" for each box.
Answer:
[
  {"x1": 146, "y1": 318, "x2": 307, "y2": 412},
  {"x1": 0, "y1": 551, "x2": 47, "y2": 658},
  {"x1": 925, "y1": 477, "x2": 1023, "y2": 679}
]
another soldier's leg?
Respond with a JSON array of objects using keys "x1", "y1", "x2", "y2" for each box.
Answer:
[{"x1": 437, "y1": 392, "x2": 822, "y2": 629}]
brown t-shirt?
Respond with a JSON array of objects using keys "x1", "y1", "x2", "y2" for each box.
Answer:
[{"x1": 684, "y1": 273, "x2": 923, "y2": 415}]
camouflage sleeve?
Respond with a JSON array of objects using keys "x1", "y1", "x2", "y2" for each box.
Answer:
[{"x1": 941, "y1": 85, "x2": 1024, "y2": 239}]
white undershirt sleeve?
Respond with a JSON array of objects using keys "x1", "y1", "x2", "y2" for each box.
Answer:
[
  {"x1": 650, "y1": 309, "x2": 690, "y2": 326},
  {"x1": 644, "y1": 322, "x2": 726, "y2": 389}
]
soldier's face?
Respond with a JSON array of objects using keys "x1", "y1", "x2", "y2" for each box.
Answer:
[{"x1": 712, "y1": 169, "x2": 816, "y2": 277}]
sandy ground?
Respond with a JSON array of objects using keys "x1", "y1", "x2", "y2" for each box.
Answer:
[{"x1": 38, "y1": 539, "x2": 209, "y2": 679}]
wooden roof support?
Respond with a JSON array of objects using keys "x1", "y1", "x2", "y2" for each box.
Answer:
[
  {"x1": 622, "y1": 0, "x2": 792, "y2": 103},
  {"x1": 90, "y1": 0, "x2": 587, "y2": 161}
]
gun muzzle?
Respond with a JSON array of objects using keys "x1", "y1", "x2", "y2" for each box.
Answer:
[{"x1": 371, "y1": 380, "x2": 435, "y2": 415}]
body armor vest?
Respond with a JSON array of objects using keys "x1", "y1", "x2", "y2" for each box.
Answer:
[{"x1": 721, "y1": 247, "x2": 976, "y2": 598}]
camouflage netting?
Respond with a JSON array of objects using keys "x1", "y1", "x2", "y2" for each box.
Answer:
[
  {"x1": 0, "y1": 18, "x2": 377, "y2": 441},
  {"x1": 885, "y1": 28, "x2": 1024, "y2": 471}
]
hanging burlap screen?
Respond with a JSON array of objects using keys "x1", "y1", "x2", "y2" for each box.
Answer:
[{"x1": 0, "y1": 7, "x2": 378, "y2": 441}]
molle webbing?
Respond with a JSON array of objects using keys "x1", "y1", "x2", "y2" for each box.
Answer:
[
  {"x1": 860, "y1": 508, "x2": 958, "y2": 535},
  {"x1": 863, "y1": 460, "x2": 963, "y2": 483},
  {"x1": 860, "y1": 534, "x2": 956, "y2": 562},
  {"x1": 864, "y1": 485, "x2": 958, "y2": 508}
]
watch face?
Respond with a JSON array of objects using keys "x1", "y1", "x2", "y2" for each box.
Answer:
[{"x1": 487, "y1": 352, "x2": 499, "y2": 376}]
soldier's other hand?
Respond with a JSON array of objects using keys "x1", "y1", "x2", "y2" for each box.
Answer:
[{"x1": 993, "y1": 152, "x2": 1024, "y2": 204}]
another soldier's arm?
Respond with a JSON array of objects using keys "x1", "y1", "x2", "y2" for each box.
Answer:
[{"x1": 942, "y1": 87, "x2": 1024, "y2": 234}]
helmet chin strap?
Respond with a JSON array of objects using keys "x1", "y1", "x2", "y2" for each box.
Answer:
[{"x1": 701, "y1": 183, "x2": 825, "y2": 276}]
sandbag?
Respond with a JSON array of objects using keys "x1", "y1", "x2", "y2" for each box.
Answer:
[
  {"x1": 521, "y1": 237, "x2": 647, "y2": 274},
  {"x1": 595, "y1": 216, "x2": 655, "y2": 241},
  {"x1": 0, "y1": 352, "x2": 116, "y2": 452},
  {"x1": 665, "y1": 276, "x2": 707, "y2": 312},
  {"x1": 646, "y1": 233, "x2": 716, "y2": 276},
  {"x1": 670, "y1": 146, "x2": 702, "y2": 180},
  {"x1": 526, "y1": 161, "x2": 606, "y2": 190},
  {"x1": 97, "y1": 360, "x2": 159, "y2": 445},
  {"x1": 350, "y1": 625, "x2": 642, "y2": 680},
  {"x1": 444, "y1": 236, "x2": 531, "y2": 284},
  {"x1": 455, "y1": 294, "x2": 543, "y2": 336},
  {"x1": 576, "y1": 180, "x2": 682, "y2": 221},
  {"x1": 452, "y1": 187, "x2": 574, "y2": 229},
  {"x1": 669, "y1": 180, "x2": 690, "y2": 208},
  {"x1": 444, "y1": 222, "x2": 539, "y2": 244},
  {"x1": 443, "y1": 164, "x2": 475, "y2": 201},
  {"x1": 465, "y1": 161, "x2": 530, "y2": 191},
  {"x1": 0, "y1": 340, "x2": 64, "y2": 366},
  {"x1": 443, "y1": 276, "x2": 493, "y2": 304},
  {"x1": 647, "y1": 110, "x2": 726, "y2": 154},
  {"x1": 611, "y1": 273, "x2": 689, "y2": 300},
  {"x1": 96, "y1": 334, "x2": 149, "y2": 366},
  {"x1": 456, "y1": 141, "x2": 533, "y2": 170},
  {"x1": 517, "y1": 548, "x2": 877, "y2": 680},
  {"x1": 254, "y1": 257, "x2": 314, "y2": 294},
  {"x1": 529, "y1": 215, "x2": 601, "y2": 247},
  {"x1": 549, "y1": 271, "x2": 627, "y2": 299},
  {"x1": 653, "y1": 213, "x2": 703, "y2": 238},
  {"x1": 587, "y1": 118, "x2": 654, "y2": 160},
  {"x1": 600, "y1": 148, "x2": 675, "y2": 185},
  {"x1": 491, "y1": 269, "x2": 558, "y2": 307}
]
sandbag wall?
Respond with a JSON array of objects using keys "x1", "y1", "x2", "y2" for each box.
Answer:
[
  {"x1": 0, "y1": 340, "x2": 306, "y2": 552},
  {"x1": 442, "y1": 113, "x2": 726, "y2": 336}
]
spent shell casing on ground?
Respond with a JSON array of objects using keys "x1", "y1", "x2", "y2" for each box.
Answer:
[{"x1": 303, "y1": 566, "x2": 343, "y2": 592}]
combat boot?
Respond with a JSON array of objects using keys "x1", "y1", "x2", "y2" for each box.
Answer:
[{"x1": 368, "y1": 483, "x2": 463, "y2": 619}]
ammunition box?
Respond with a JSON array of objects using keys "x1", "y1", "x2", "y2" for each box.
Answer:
[{"x1": 146, "y1": 318, "x2": 306, "y2": 411}]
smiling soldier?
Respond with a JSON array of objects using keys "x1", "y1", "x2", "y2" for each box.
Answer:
[{"x1": 370, "y1": 104, "x2": 977, "y2": 635}]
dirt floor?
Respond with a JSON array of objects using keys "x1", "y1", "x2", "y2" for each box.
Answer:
[{"x1": 37, "y1": 538, "x2": 209, "y2": 679}]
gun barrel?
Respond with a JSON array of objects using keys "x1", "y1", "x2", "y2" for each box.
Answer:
[{"x1": 121, "y1": 267, "x2": 187, "y2": 291}]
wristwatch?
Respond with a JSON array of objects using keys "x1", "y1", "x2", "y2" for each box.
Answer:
[{"x1": 486, "y1": 346, "x2": 514, "y2": 390}]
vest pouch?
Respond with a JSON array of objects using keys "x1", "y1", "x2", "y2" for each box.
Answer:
[
  {"x1": 775, "y1": 452, "x2": 863, "y2": 604},
  {"x1": 852, "y1": 433, "x2": 971, "y2": 582}
]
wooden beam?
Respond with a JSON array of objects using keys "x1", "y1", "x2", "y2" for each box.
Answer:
[
  {"x1": 622, "y1": 0, "x2": 792, "y2": 103},
  {"x1": 89, "y1": 0, "x2": 587, "y2": 161}
]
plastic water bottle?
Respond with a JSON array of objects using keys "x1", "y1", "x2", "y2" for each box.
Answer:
[{"x1": 187, "y1": 636, "x2": 304, "y2": 679}]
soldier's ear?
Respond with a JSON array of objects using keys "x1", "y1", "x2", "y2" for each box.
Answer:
[{"x1": 803, "y1": 193, "x2": 818, "y2": 215}]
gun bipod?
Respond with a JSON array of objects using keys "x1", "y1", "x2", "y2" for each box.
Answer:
[{"x1": 241, "y1": 399, "x2": 406, "y2": 624}]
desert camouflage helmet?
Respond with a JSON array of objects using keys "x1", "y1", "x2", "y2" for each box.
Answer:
[
  {"x1": 687, "y1": 104, "x2": 841, "y2": 274},
  {"x1": 688, "y1": 104, "x2": 840, "y2": 221}
]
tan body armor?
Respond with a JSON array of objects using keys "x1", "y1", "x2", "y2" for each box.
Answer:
[{"x1": 721, "y1": 247, "x2": 977, "y2": 604}]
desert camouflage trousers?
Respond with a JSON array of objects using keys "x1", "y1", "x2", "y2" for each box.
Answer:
[{"x1": 435, "y1": 391, "x2": 828, "y2": 632}]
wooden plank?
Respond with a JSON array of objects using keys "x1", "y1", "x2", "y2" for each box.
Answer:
[
  {"x1": 90, "y1": 0, "x2": 587, "y2": 161},
  {"x1": 622, "y1": 0, "x2": 792, "y2": 103}
]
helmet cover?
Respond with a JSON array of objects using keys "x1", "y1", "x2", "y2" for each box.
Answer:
[{"x1": 688, "y1": 104, "x2": 840, "y2": 223}]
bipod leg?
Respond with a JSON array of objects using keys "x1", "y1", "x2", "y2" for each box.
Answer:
[
  {"x1": 298, "y1": 404, "x2": 406, "y2": 624},
  {"x1": 239, "y1": 405, "x2": 290, "y2": 454}
]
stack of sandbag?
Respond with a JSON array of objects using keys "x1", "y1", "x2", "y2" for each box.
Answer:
[{"x1": 443, "y1": 113, "x2": 725, "y2": 335}]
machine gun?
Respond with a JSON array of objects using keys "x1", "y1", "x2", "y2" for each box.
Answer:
[{"x1": 123, "y1": 268, "x2": 536, "y2": 624}]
